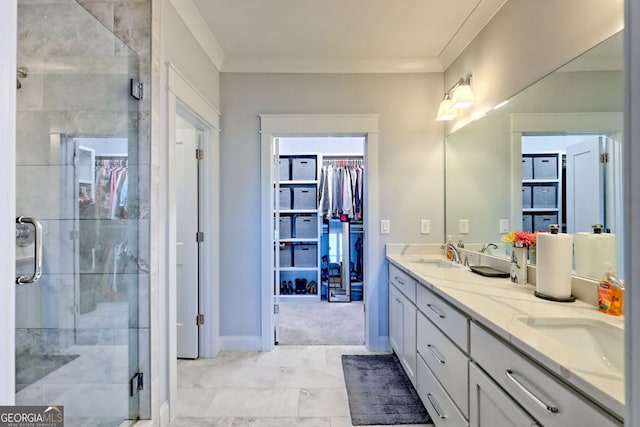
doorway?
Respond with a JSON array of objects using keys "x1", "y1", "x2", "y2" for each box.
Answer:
[
  {"x1": 259, "y1": 113, "x2": 385, "y2": 352},
  {"x1": 275, "y1": 137, "x2": 366, "y2": 346},
  {"x1": 520, "y1": 133, "x2": 624, "y2": 277}
]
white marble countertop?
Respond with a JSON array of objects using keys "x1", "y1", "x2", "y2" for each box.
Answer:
[{"x1": 386, "y1": 246, "x2": 624, "y2": 420}]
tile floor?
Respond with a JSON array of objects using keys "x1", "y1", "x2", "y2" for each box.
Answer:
[{"x1": 171, "y1": 345, "x2": 434, "y2": 427}]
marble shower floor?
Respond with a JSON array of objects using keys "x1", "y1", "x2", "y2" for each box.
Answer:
[{"x1": 171, "y1": 346, "x2": 434, "y2": 427}]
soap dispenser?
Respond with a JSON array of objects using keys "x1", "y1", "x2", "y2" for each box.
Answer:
[
  {"x1": 445, "y1": 235, "x2": 454, "y2": 260},
  {"x1": 598, "y1": 263, "x2": 624, "y2": 316}
]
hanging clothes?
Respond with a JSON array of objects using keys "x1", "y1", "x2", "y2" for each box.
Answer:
[
  {"x1": 93, "y1": 158, "x2": 129, "y2": 219},
  {"x1": 318, "y1": 159, "x2": 364, "y2": 220}
]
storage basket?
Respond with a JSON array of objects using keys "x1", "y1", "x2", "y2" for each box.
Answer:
[
  {"x1": 294, "y1": 216, "x2": 318, "y2": 239},
  {"x1": 294, "y1": 244, "x2": 317, "y2": 267},
  {"x1": 292, "y1": 158, "x2": 316, "y2": 180},
  {"x1": 293, "y1": 187, "x2": 317, "y2": 210}
]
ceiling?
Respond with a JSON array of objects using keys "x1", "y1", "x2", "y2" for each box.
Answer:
[{"x1": 179, "y1": 0, "x2": 509, "y2": 73}]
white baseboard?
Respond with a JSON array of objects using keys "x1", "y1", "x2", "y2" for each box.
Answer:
[
  {"x1": 159, "y1": 401, "x2": 170, "y2": 427},
  {"x1": 220, "y1": 335, "x2": 262, "y2": 351},
  {"x1": 123, "y1": 420, "x2": 153, "y2": 427}
]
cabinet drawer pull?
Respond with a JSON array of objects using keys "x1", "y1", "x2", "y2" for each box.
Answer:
[
  {"x1": 426, "y1": 393, "x2": 447, "y2": 419},
  {"x1": 426, "y1": 303, "x2": 446, "y2": 319},
  {"x1": 395, "y1": 298, "x2": 402, "y2": 304},
  {"x1": 394, "y1": 276, "x2": 405, "y2": 285},
  {"x1": 427, "y1": 344, "x2": 446, "y2": 364},
  {"x1": 505, "y1": 369, "x2": 559, "y2": 414}
]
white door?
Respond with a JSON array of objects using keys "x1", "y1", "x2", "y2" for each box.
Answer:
[
  {"x1": 176, "y1": 125, "x2": 200, "y2": 359},
  {"x1": 566, "y1": 137, "x2": 604, "y2": 233}
]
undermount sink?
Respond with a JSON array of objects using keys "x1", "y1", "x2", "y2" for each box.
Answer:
[
  {"x1": 408, "y1": 258, "x2": 461, "y2": 268},
  {"x1": 515, "y1": 316, "x2": 624, "y2": 377}
]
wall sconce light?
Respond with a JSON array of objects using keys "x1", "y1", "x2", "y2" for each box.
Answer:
[
  {"x1": 435, "y1": 74, "x2": 474, "y2": 121},
  {"x1": 436, "y1": 93, "x2": 457, "y2": 121}
]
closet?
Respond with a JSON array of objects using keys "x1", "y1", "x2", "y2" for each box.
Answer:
[
  {"x1": 274, "y1": 137, "x2": 365, "y2": 303},
  {"x1": 319, "y1": 158, "x2": 364, "y2": 302}
]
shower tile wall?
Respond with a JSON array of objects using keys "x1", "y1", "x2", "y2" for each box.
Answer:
[
  {"x1": 16, "y1": 0, "x2": 151, "y2": 424},
  {"x1": 77, "y1": 0, "x2": 152, "y2": 419}
]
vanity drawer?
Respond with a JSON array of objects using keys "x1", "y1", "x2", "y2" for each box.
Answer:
[
  {"x1": 389, "y1": 263, "x2": 417, "y2": 303},
  {"x1": 417, "y1": 312, "x2": 469, "y2": 418},
  {"x1": 417, "y1": 285, "x2": 468, "y2": 352},
  {"x1": 470, "y1": 323, "x2": 621, "y2": 427},
  {"x1": 417, "y1": 355, "x2": 468, "y2": 427}
]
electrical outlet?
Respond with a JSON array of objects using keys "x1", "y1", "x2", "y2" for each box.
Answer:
[
  {"x1": 499, "y1": 219, "x2": 510, "y2": 233},
  {"x1": 459, "y1": 219, "x2": 469, "y2": 234},
  {"x1": 380, "y1": 219, "x2": 391, "y2": 234},
  {"x1": 420, "y1": 219, "x2": 431, "y2": 234}
]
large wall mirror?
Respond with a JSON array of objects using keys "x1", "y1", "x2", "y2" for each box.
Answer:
[{"x1": 445, "y1": 30, "x2": 624, "y2": 281}]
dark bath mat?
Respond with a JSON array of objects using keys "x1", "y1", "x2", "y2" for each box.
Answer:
[
  {"x1": 342, "y1": 354, "x2": 432, "y2": 425},
  {"x1": 16, "y1": 353, "x2": 79, "y2": 392}
]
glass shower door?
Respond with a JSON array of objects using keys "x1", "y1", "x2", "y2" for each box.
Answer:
[{"x1": 15, "y1": 1, "x2": 144, "y2": 425}]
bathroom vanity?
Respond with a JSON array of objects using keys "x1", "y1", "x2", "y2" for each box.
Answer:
[{"x1": 387, "y1": 245, "x2": 623, "y2": 427}]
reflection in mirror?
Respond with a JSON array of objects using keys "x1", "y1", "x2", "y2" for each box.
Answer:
[{"x1": 445, "y1": 31, "x2": 623, "y2": 281}]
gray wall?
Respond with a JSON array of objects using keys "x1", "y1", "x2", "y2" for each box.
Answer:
[{"x1": 220, "y1": 73, "x2": 445, "y2": 341}]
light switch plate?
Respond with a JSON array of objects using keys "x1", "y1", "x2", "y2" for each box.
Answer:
[
  {"x1": 459, "y1": 219, "x2": 469, "y2": 234},
  {"x1": 380, "y1": 219, "x2": 390, "y2": 234},
  {"x1": 499, "y1": 219, "x2": 510, "y2": 233},
  {"x1": 420, "y1": 219, "x2": 431, "y2": 234}
]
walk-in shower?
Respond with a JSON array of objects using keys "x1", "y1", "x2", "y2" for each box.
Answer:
[{"x1": 15, "y1": 1, "x2": 148, "y2": 425}]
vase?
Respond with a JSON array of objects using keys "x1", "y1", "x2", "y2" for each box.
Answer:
[
  {"x1": 529, "y1": 247, "x2": 536, "y2": 265},
  {"x1": 510, "y1": 246, "x2": 527, "y2": 286}
]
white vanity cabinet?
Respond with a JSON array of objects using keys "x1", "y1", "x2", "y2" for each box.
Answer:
[
  {"x1": 469, "y1": 362, "x2": 539, "y2": 426},
  {"x1": 389, "y1": 264, "x2": 417, "y2": 385},
  {"x1": 415, "y1": 283, "x2": 470, "y2": 426},
  {"x1": 470, "y1": 323, "x2": 622, "y2": 427}
]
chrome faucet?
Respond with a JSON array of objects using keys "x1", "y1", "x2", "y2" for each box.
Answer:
[
  {"x1": 440, "y1": 242, "x2": 461, "y2": 264},
  {"x1": 480, "y1": 242, "x2": 499, "y2": 254}
]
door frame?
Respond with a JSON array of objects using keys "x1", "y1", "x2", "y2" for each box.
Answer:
[
  {"x1": 0, "y1": 0, "x2": 17, "y2": 405},
  {"x1": 166, "y1": 63, "x2": 221, "y2": 419},
  {"x1": 259, "y1": 114, "x2": 384, "y2": 351}
]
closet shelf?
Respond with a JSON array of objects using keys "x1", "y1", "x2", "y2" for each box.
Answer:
[
  {"x1": 275, "y1": 180, "x2": 318, "y2": 185},
  {"x1": 278, "y1": 209, "x2": 318, "y2": 214},
  {"x1": 522, "y1": 179, "x2": 559, "y2": 184},
  {"x1": 523, "y1": 208, "x2": 559, "y2": 213},
  {"x1": 280, "y1": 267, "x2": 319, "y2": 272},
  {"x1": 280, "y1": 238, "x2": 319, "y2": 243}
]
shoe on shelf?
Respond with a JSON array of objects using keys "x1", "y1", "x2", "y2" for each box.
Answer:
[{"x1": 301, "y1": 278, "x2": 307, "y2": 294}]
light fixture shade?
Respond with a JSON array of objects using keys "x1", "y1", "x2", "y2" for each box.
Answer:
[
  {"x1": 436, "y1": 97, "x2": 456, "y2": 121},
  {"x1": 451, "y1": 82, "x2": 474, "y2": 109}
]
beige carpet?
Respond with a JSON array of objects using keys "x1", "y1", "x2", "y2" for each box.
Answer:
[{"x1": 278, "y1": 301, "x2": 365, "y2": 345}]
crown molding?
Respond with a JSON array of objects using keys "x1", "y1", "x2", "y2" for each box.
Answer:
[
  {"x1": 169, "y1": 0, "x2": 226, "y2": 71},
  {"x1": 222, "y1": 57, "x2": 443, "y2": 74},
  {"x1": 439, "y1": 0, "x2": 509, "y2": 70}
]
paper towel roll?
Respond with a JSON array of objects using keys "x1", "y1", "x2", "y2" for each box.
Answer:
[
  {"x1": 536, "y1": 232, "x2": 573, "y2": 298},
  {"x1": 574, "y1": 233, "x2": 616, "y2": 280}
]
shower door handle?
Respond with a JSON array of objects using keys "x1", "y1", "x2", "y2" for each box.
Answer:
[{"x1": 16, "y1": 216, "x2": 43, "y2": 285}]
